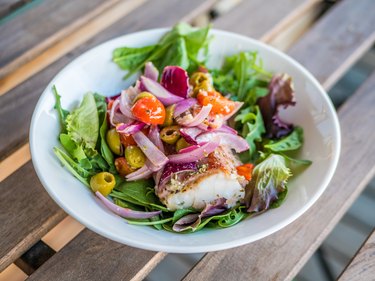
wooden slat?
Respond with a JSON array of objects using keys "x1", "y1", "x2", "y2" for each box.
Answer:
[
  {"x1": 0, "y1": 0, "x2": 30, "y2": 19},
  {"x1": 213, "y1": 0, "x2": 320, "y2": 43},
  {"x1": 27, "y1": 229, "x2": 167, "y2": 281},
  {"x1": 183, "y1": 1, "x2": 375, "y2": 280},
  {"x1": 338, "y1": 229, "x2": 375, "y2": 281},
  {"x1": 0, "y1": 162, "x2": 65, "y2": 272},
  {"x1": 288, "y1": 0, "x2": 375, "y2": 90},
  {"x1": 0, "y1": 0, "x2": 216, "y2": 272},
  {"x1": 0, "y1": 0, "x2": 119, "y2": 78},
  {"x1": 0, "y1": 0, "x2": 145, "y2": 96}
]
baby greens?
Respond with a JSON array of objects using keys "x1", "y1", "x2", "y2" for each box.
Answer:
[{"x1": 113, "y1": 23, "x2": 210, "y2": 78}]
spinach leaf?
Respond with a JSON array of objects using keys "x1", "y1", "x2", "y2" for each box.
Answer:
[
  {"x1": 112, "y1": 180, "x2": 169, "y2": 212},
  {"x1": 112, "y1": 23, "x2": 211, "y2": 78}
]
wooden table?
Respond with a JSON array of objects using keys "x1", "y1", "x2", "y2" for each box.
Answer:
[{"x1": 0, "y1": 0, "x2": 374, "y2": 280}]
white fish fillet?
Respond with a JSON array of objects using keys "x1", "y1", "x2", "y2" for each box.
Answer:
[{"x1": 157, "y1": 146, "x2": 247, "y2": 211}]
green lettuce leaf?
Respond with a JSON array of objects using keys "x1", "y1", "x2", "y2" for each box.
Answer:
[
  {"x1": 264, "y1": 127, "x2": 303, "y2": 152},
  {"x1": 53, "y1": 86, "x2": 69, "y2": 133},
  {"x1": 245, "y1": 154, "x2": 291, "y2": 212},
  {"x1": 66, "y1": 92, "x2": 99, "y2": 156}
]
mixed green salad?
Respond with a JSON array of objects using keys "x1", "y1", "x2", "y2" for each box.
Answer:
[{"x1": 53, "y1": 23, "x2": 311, "y2": 233}]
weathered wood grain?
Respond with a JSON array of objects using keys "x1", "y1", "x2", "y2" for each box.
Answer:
[
  {"x1": 0, "y1": 0, "x2": 30, "y2": 19},
  {"x1": 213, "y1": 0, "x2": 319, "y2": 42},
  {"x1": 0, "y1": 162, "x2": 65, "y2": 272},
  {"x1": 183, "y1": 70, "x2": 375, "y2": 281},
  {"x1": 0, "y1": 0, "x2": 216, "y2": 271},
  {"x1": 0, "y1": 0, "x2": 118, "y2": 78},
  {"x1": 0, "y1": 0, "x2": 145, "y2": 95},
  {"x1": 338, "y1": 229, "x2": 375, "y2": 281},
  {"x1": 288, "y1": 0, "x2": 375, "y2": 90},
  {"x1": 26, "y1": 229, "x2": 166, "y2": 281}
]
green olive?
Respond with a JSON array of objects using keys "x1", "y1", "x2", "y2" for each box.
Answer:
[
  {"x1": 190, "y1": 72, "x2": 210, "y2": 87},
  {"x1": 133, "y1": 91, "x2": 155, "y2": 103},
  {"x1": 162, "y1": 104, "x2": 175, "y2": 127},
  {"x1": 125, "y1": 146, "x2": 146, "y2": 168},
  {"x1": 160, "y1": 125, "x2": 181, "y2": 144},
  {"x1": 90, "y1": 172, "x2": 116, "y2": 196},
  {"x1": 106, "y1": 128, "x2": 122, "y2": 155},
  {"x1": 176, "y1": 137, "x2": 190, "y2": 152}
]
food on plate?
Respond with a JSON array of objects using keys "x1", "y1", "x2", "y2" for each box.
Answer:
[{"x1": 53, "y1": 23, "x2": 311, "y2": 233}]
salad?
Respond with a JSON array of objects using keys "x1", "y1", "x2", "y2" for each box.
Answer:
[{"x1": 53, "y1": 23, "x2": 311, "y2": 233}]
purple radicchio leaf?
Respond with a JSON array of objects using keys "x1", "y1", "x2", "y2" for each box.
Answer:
[
  {"x1": 161, "y1": 66, "x2": 189, "y2": 98},
  {"x1": 245, "y1": 154, "x2": 291, "y2": 213},
  {"x1": 257, "y1": 73, "x2": 296, "y2": 139},
  {"x1": 172, "y1": 198, "x2": 227, "y2": 232}
]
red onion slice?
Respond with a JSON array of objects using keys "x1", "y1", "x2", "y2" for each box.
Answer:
[
  {"x1": 214, "y1": 124, "x2": 238, "y2": 135},
  {"x1": 144, "y1": 62, "x2": 159, "y2": 81},
  {"x1": 109, "y1": 99, "x2": 120, "y2": 127},
  {"x1": 168, "y1": 141, "x2": 219, "y2": 163},
  {"x1": 223, "y1": 101, "x2": 244, "y2": 120},
  {"x1": 116, "y1": 121, "x2": 146, "y2": 135},
  {"x1": 196, "y1": 132, "x2": 249, "y2": 153},
  {"x1": 119, "y1": 89, "x2": 137, "y2": 118},
  {"x1": 126, "y1": 165, "x2": 153, "y2": 181},
  {"x1": 177, "y1": 104, "x2": 212, "y2": 127},
  {"x1": 95, "y1": 191, "x2": 161, "y2": 219},
  {"x1": 133, "y1": 131, "x2": 168, "y2": 168},
  {"x1": 174, "y1": 98, "x2": 197, "y2": 117},
  {"x1": 179, "y1": 127, "x2": 203, "y2": 145},
  {"x1": 140, "y1": 76, "x2": 183, "y2": 106},
  {"x1": 148, "y1": 125, "x2": 165, "y2": 153},
  {"x1": 161, "y1": 66, "x2": 189, "y2": 98}
]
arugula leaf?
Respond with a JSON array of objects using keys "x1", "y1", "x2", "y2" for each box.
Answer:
[
  {"x1": 53, "y1": 86, "x2": 69, "y2": 133},
  {"x1": 235, "y1": 106, "x2": 265, "y2": 157},
  {"x1": 53, "y1": 147, "x2": 90, "y2": 186},
  {"x1": 245, "y1": 154, "x2": 291, "y2": 212},
  {"x1": 264, "y1": 127, "x2": 303, "y2": 152}
]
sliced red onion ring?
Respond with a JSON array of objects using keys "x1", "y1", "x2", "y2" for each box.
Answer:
[
  {"x1": 96, "y1": 191, "x2": 160, "y2": 218},
  {"x1": 179, "y1": 127, "x2": 203, "y2": 145},
  {"x1": 140, "y1": 76, "x2": 183, "y2": 106},
  {"x1": 144, "y1": 62, "x2": 159, "y2": 81},
  {"x1": 109, "y1": 99, "x2": 120, "y2": 127},
  {"x1": 173, "y1": 98, "x2": 197, "y2": 117},
  {"x1": 161, "y1": 66, "x2": 189, "y2": 98},
  {"x1": 119, "y1": 89, "x2": 137, "y2": 118},
  {"x1": 133, "y1": 131, "x2": 168, "y2": 168},
  {"x1": 148, "y1": 125, "x2": 164, "y2": 153},
  {"x1": 116, "y1": 121, "x2": 146, "y2": 135},
  {"x1": 177, "y1": 104, "x2": 212, "y2": 127},
  {"x1": 196, "y1": 132, "x2": 249, "y2": 153},
  {"x1": 168, "y1": 140, "x2": 219, "y2": 163},
  {"x1": 214, "y1": 124, "x2": 238, "y2": 135},
  {"x1": 126, "y1": 165, "x2": 153, "y2": 181},
  {"x1": 157, "y1": 162, "x2": 198, "y2": 191},
  {"x1": 223, "y1": 101, "x2": 244, "y2": 120}
]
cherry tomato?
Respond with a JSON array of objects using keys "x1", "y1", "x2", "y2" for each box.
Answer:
[
  {"x1": 131, "y1": 97, "x2": 165, "y2": 125},
  {"x1": 197, "y1": 91, "x2": 236, "y2": 116},
  {"x1": 107, "y1": 100, "x2": 114, "y2": 110},
  {"x1": 236, "y1": 163, "x2": 254, "y2": 181}
]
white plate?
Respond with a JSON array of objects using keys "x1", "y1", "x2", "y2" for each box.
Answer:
[{"x1": 30, "y1": 28, "x2": 340, "y2": 253}]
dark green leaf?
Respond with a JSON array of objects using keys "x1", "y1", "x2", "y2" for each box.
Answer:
[
  {"x1": 265, "y1": 127, "x2": 304, "y2": 152},
  {"x1": 53, "y1": 85, "x2": 69, "y2": 133}
]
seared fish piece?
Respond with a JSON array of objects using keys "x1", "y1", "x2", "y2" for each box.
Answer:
[{"x1": 157, "y1": 146, "x2": 247, "y2": 211}]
